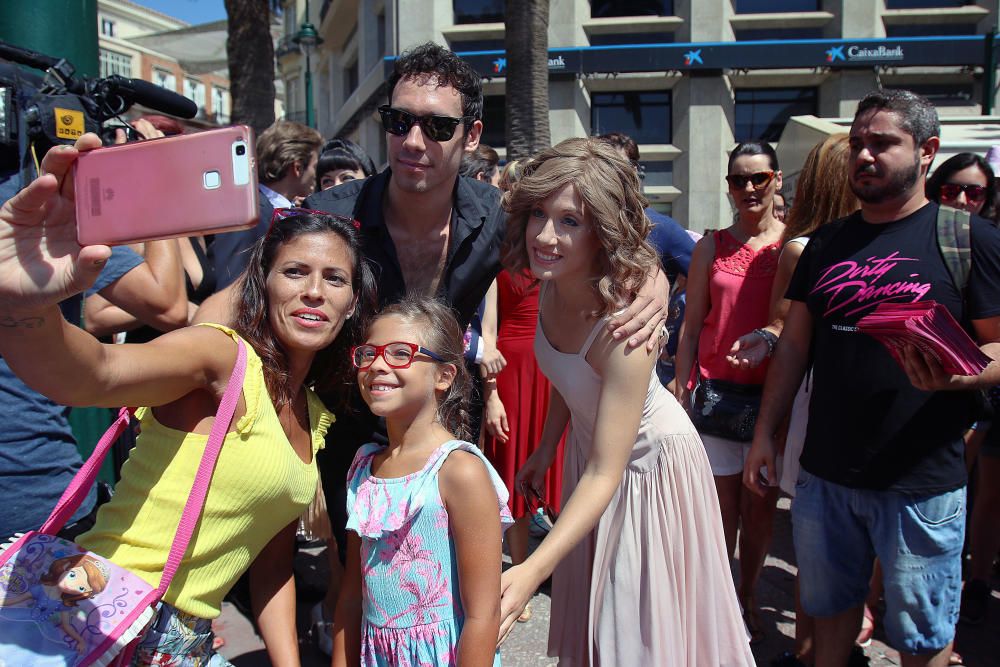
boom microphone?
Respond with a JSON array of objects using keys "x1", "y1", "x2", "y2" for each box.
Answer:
[{"x1": 99, "y1": 75, "x2": 199, "y2": 119}]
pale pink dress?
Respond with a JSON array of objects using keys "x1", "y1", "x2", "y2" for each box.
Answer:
[{"x1": 536, "y1": 315, "x2": 756, "y2": 667}]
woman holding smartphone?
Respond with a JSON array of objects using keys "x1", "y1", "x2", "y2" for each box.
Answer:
[{"x1": 0, "y1": 133, "x2": 375, "y2": 665}]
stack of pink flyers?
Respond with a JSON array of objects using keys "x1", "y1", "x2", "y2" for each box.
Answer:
[{"x1": 856, "y1": 301, "x2": 992, "y2": 376}]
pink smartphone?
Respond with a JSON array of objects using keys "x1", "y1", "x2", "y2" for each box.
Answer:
[{"x1": 74, "y1": 125, "x2": 259, "y2": 245}]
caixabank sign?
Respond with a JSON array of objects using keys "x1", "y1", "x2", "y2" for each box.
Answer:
[{"x1": 437, "y1": 35, "x2": 993, "y2": 78}]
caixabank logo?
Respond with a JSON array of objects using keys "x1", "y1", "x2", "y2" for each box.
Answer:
[
  {"x1": 494, "y1": 55, "x2": 567, "y2": 74},
  {"x1": 682, "y1": 49, "x2": 703, "y2": 66},
  {"x1": 825, "y1": 43, "x2": 904, "y2": 64}
]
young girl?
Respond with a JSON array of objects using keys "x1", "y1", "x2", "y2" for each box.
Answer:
[
  {"x1": 497, "y1": 138, "x2": 754, "y2": 665},
  {"x1": 0, "y1": 133, "x2": 375, "y2": 665},
  {"x1": 333, "y1": 296, "x2": 513, "y2": 667}
]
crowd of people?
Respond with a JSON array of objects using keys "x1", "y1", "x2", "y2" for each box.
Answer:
[{"x1": 0, "y1": 40, "x2": 998, "y2": 667}]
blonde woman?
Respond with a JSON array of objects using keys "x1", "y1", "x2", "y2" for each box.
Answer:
[{"x1": 496, "y1": 138, "x2": 753, "y2": 666}]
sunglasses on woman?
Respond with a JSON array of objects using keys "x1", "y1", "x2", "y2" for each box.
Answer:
[
  {"x1": 940, "y1": 182, "x2": 987, "y2": 204},
  {"x1": 725, "y1": 170, "x2": 776, "y2": 190},
  {"x1": 351, "y1": 341, "x2": 445, "y2": 370},
  {"x1": 378, "y1": 105, "x2": 472, "y2": 142}
]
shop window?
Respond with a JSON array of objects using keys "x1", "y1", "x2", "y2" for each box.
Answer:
[
  {"x1": 591, "y1": 91, "x2": 672, "y2": 145},
  {"x1": 480, "y1": 95, "x2": 505, "y2": 148},
  {"x1": 884, "y1": 23, "x2": 977, "y2": 37},
  {"x1": 450, "y1": 38, "x2": 506, "y2": 53},
  {"x1": 887, "y1": 83, "x2": 974, "y2": 107},
  {"x1": 590, "y1": 32, "x2": 675, "y2": 46},
  {"x1": 885, "y1": 1, "x2": 970, "y2": 8},
  {"x1": 734, "y1": 0, "x2": 819, "y2": 12},
  {"x1": 454, "y1": 0, "x2": 504, "y2": 25},
  {"x1": 642, "y1": 161, "x2": 673, "y2": 188},
  {"x1": 733, "y1": 28, "x2": 823, "y2": 40},
  {"x1": 734, "y1": 87, "x2": 817, "y2": 143},
  {"x1": 591, "y1": 1, "x2": 673, "y2": 18}
]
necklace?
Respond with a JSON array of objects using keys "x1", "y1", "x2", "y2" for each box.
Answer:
[{"x1": 281, "y1": 390, "x2": 305, "y2": 441}]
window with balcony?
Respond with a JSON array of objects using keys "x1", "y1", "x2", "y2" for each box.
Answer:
[
  {"x1": 734, "y1": 0, "x2": 819, "y2": 13},
  {"x1": 377, "y1": 12, "x2": 387, "y2": 57},
  {"x1": 480, "y1": 95, "x2": 505, "y2": 148},
  {"x1": 592, "y1": 91, "x2": 672, "y2": 144},
  {"x1": 212, "y1": 87, "x2": 229, "y2": 123},
  {"x1": 153, "y1": 68, "x2": 176, "y2": 92},
  {"x1": 454, "y1": 0, "x2": 504, "y2": 25},
  {"x1": 591, "y1": 1, "x2": 673, "y2": 18},
  {"x1": 184, "y1": 78, "x2": 207, "y2": 115},
  {"x1": 734, "y1": 87, "x2": 817, "y2": 142},
  {"x1": 344, "y1": 59, "x2": 359, "y2": 99},
  {"x1": 98, "y1": 48, "x2": 132, "y2": 78},
  {"x1": 100, "y1": 18, "x2": 116, "y2": 37}
]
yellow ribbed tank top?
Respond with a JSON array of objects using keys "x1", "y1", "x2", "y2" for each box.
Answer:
[{"x1": 77, "y1": 324, "x2": 333, "y2": 618}]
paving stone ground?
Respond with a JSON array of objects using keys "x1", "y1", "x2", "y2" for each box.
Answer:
[{"x1": 217, "y1": 498, "x2": 998, "y2": 666}]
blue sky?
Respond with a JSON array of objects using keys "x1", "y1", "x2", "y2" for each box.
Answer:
[{"x1": 131, "y1": 0, "x2": 227, "y2": 25}]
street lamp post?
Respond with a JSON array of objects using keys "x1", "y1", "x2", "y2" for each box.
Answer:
[{"x1": 293, "y1": 0, "x2": 323, "y2": 129}]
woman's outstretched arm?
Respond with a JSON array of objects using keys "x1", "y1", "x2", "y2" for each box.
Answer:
[{"x1": 0, "y1": 133, "x2": 235, "y2": 407}]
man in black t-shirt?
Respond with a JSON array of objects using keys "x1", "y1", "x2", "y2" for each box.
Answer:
[{"x1": 745, "y1": 90, "x2": 1000, "y2": 666}]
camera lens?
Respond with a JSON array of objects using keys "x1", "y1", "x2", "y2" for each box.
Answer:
[{"x1": 236, "y1": 144, "x2": 246, "y2": 156}]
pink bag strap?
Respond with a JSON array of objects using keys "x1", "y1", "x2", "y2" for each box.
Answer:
[
  {"x1": 40, "y1": 407, "x2": 135, "y2": 534},
  {"x1": 40, "y1": 338, "x2": 248, "y2": 599},
  {"x1": 156, "y1": 338, "x2": 246, "y2": 595}
]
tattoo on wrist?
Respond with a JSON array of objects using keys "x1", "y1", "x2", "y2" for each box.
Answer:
[{"x1": 0, "y1": 315, "x2": 45, "y2": 329}]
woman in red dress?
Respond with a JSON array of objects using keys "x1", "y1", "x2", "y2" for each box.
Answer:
[{"x1": 482, "y1": 268, "x2": 565, "y2": 621}]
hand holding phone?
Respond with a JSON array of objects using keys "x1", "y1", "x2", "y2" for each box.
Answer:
[{"x1": 74, "y1": 125, "x2": 259, "y2": 246}]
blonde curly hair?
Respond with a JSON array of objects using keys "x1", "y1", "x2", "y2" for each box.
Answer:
[{"x1": 502, "y1": 137, "x2": 658, "y2": 316}]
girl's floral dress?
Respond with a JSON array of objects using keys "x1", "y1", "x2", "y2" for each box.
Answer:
[{"x1": 346, "y1": 440, "x2": 513, "y2": 667}]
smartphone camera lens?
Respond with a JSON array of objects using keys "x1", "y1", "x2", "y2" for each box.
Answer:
[{"x1": 235, "y1": 144, "x2": 246, "y2": 156}]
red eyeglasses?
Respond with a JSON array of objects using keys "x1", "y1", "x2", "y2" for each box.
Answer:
[
  {"x1": 351, "y1": 341, "x2": 445, "y2": 370},
  {"x1": 940, "y1": 183, "x2": 987, "y2": 204},
  {"x1": 269, "y1": 207, "x2": 361, "y2": 233},
  {"x1": 725, "y1": 170, "x2": 776, "y2": 190}
]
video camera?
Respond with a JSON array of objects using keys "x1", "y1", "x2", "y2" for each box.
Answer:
[{"x1": 0, "y1": 39, "x2": 197, "y2": 183}]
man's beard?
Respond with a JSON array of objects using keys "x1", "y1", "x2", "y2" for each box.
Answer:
[{"x1": 850, "y1": 153, "x2": 921, "y2": 204}]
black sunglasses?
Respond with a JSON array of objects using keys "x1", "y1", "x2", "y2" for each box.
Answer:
[
  {"x1": 725, "y1": 170, "x2": 776, "y2": 190},
  {"x1": 378, "y1": 105, "x2": 472, "y2": 142}
]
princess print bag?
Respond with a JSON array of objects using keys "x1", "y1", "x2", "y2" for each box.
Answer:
[{"x1": 0, "y1": 340, "x2": 246, "y2": 666}]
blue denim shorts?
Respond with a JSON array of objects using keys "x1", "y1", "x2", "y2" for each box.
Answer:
[{"x1": 791, "y1": 470, "x2": 965, "y2": 655}]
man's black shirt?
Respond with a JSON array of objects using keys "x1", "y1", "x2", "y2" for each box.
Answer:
[
  {"x1": 787, "y1": 203, "x2": 1000, "y2": 492},
  {"x1": 304, "y1": 169, "x2": 506, "y2": 328}
]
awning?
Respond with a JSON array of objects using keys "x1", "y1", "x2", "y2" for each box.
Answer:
[{"x1": 129, "y1": 20, "x2": 229, "y2": 75}]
